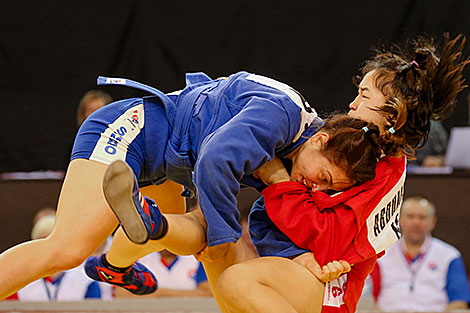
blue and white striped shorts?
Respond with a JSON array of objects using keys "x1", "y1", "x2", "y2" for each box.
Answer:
[{"x1": 71, "y1": 97, "x2": 170, "y2": 184}]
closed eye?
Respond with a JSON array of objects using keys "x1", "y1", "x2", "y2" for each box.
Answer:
[
  {"x1": 321, "y1": 172, "x2": 332, "y2": 185},
  {"x1": 360, "y1": 87, "x2": 371, "y2": 99}
]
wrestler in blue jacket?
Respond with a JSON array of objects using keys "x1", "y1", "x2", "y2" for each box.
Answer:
[{"x1": 72, "y1": 71, "x2": 322, "y2": 247}]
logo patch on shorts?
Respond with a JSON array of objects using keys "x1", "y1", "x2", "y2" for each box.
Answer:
[
  {"x1": 323, "y1": 274, "x2": 347, "y2": 307},
  {"x1": 90, "y1": 104, "x2": 145, "y2": 164}
]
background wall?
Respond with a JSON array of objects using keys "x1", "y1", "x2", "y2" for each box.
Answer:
[{"x1": 1, "y1": 0, "x2": 470, "y2": 173}]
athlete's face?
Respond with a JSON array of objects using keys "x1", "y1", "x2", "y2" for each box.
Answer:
[
  {"x1": 290, "y1": 133, "x2": 354, "y2": 192},
  {"x1": 348, "y1": 70, "x2": 387, "y2": 133},
  {"x1": 399, "y1": 199, "x2": 436, "y2": 245}
]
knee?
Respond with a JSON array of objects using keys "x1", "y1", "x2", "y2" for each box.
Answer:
[
  {"x1": 216, "y1": 264, "x2": 253, "y2": 302},
  {"x1": 45, "y1": 236, "x2": 93, "y2": 271}
]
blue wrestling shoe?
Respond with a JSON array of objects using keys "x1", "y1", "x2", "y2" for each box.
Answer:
[
  {"x1": 85, "y1": 254, "x2": 157, "y2": 295},
  {"x1": 103, "y1": 160, "x2": 165, "y2": 244}
]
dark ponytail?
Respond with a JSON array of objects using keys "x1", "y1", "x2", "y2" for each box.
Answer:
[{"x1": 356, "y1": 34, "x2": 469, "y2": 154}]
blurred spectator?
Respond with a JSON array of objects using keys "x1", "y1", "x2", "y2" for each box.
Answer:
[
  {"x1": 114, "y1": 249, "x2": 211, "y2": 298},
  {"x1": 5, "y1": 213, "x2": 113, "y2": 301},
  {"x1": 370, "y1": 195, "x2": 470, "y2": 311},
  {"x1": 76, "y1": 90, "x2": 113, "y2": 127},
  {"x1": 410, "y1": 121, "x2": 448, "y2": 167},
  {"x1": 63, "y1": 90, "x2": 113, "y2": 171},
  {"x1": 32, "y1": 207, "x2": 55, "y2": 226}
]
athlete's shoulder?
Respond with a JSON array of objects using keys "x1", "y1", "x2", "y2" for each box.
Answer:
[
  {"x1": 367, "y1": 156, "x2": 406, "y2": 191},
  {"x1": 377, "y1": 156, "x2": 406, "y2": 175}
]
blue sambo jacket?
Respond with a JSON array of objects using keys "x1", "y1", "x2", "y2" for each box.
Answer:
[{"x1": 100, "y1": 71, "x2": 324, "y2": 246}]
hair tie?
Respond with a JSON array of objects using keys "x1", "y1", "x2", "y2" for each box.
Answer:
[
  {"x1": 388, "y1": 127, "x2": 396, "y2": 134},
  {"x1": 411, "y1": 60, "x2": 420, "y2": 68},
  {"x1": 362, "y1": 126, "x2": 369, "y2": 133}
]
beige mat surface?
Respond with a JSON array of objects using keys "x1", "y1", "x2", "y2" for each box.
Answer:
[{"x1": 0, "y1": 298, "x2": 220, "y2": 313}]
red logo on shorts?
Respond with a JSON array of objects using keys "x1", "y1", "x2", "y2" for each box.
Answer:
[
  {"x1": 331, "y1": 286, "x2": 343, "y2": 298},
  {"x1": 132, "y1": 110, "x2": 139, "y2": 122}
]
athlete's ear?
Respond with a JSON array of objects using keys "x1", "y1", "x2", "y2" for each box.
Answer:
[{"x1": 310, "y1": 132, "x2": 330, "y2": 150}]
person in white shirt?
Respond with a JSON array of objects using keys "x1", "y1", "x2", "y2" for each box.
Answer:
[{"x1": 370, "y1": 195, "x2": 470, "y2": 311}]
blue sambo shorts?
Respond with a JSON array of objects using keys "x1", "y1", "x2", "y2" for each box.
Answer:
[{"x1": 71, "y1": 96, "x2": 170, "y2": 185}]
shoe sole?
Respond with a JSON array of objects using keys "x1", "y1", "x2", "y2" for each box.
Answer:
[{"x1": 103, "y1": 160, "x2": 149, "y2": 244}]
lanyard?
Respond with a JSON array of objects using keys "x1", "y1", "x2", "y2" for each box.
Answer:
[
  {"x1": 400, "y1": 237, "x2": 431, "y2": 293},
  {"x1": 41, "y1": 273, "x2": 65, "y2": 301}
]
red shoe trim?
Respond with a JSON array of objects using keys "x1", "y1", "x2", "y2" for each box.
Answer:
[{"x1": 142, "y1": 272, "x2": 156, "y2": 287}]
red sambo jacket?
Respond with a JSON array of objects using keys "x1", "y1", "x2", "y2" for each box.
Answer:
[{"x1": 263, "y1": 156, "x2": 406, "y2": 313}]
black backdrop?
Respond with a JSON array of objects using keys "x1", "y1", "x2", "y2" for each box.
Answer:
[{"x1": 1, "y1": 0, "x2": 470, "y2": 173}]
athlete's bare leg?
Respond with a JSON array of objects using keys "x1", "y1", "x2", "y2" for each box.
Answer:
[
  {"x1": 106, "y1": 210, "x2": 208, "y2": 267},
  {"x1": 105, "y1": 206, "x2": 258, "y2": 312},
  {"x1": 140, "y1": 180, "x2": 186, "y2": 215},
  {"x1": 0, "y1": 159, "x2": 118, "y2": 299},
  {"x1": 200, "y1": 239, "x2": 259, "y2": 313},
  {"x1": 97, "y1": 166, "x2": 258, "y2": 309},
  {"x1": 216, "y1": 257, "x2": 325, "y2": 313}
]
